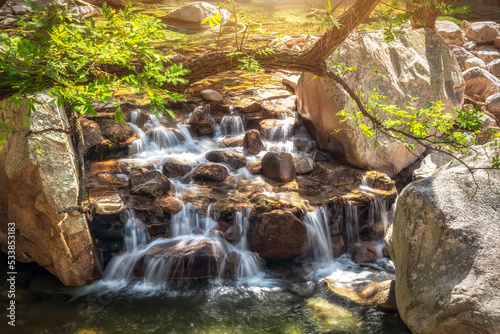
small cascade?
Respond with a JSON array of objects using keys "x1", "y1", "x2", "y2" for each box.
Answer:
[
  {"x1": 262, "y1": 116, "x2": 295, "y2": 153},
  {"x1": 343, "y1": 201, "x2": 360, "y2": 250},
  {"x1": 103, "y1": 205, "x2": 264, "y2": 285},
  {"x1": 216, "y1": 115, "x2": 245, "y2": 137},
  {"x1": 303, "y1": 207, "x2": 333, "y2": 262},
  {"x1": 369, "y1": 198, "x2": 397, "y2": 237}
]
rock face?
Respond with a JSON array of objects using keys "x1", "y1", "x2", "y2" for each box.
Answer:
[
  {"x1": 297, "y1": 29, "x2": 464, "y2": 177},
  {"x1": 466, "y1": 21, "x2": 500, "y2": 44},
  {"x1": 191, "y1": 163, "x2": 229, "y2": 183},
  {"x1": 463, "y1": 67, "x2": 500, "y2": 101},
  {"x1": 165, "y1": 2, "x2": 230, "y2": 26},
  {"x1": 435, "y1": 20, "x2": 464, "y2": 46},
  {"x1": 248, "y1": 210, "x2": 307, "y2": 261},
  {"x1": 129, "y1": 170, "x2": 170, "y2": 197},
  {"x1": 385, "y1": 145, "x2": 500, "y2": 334},
  {"x1": 261, "y1": 152, "x2": 296, "y2": 182},
  {"x1": 205, "y1": 150, "x2": 246, "y2": 169},
  {"x1": 0, "y1": 94, "x2": 98, "y2": 286},
  {"x1": 243, "y1": 129, "x2": 264, "y2": 156}
]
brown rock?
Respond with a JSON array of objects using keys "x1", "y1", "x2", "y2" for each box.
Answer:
[
  {"x1": 351, "y1": 242, "x2": 383, "y2": 264},
  {"x1": 90, "y1": 190, "x2": 125, "y2": 215},
  {"x1": 248, "y1": 210, "x2": 307, "y2": 261},
  {"x1": 162, "y1": 157, "x2": 194, "y2": 177},
  {"x1": 221, "y1": 135, "x2": 244, "y2": 147},
  {"x1": 129, "y1": 170, "x2": 170, "y2": 197},
  {"x1": 243, "y1": 129, "x2": 264, "y2": 156},
  {"x1": 191, "y1": 163, "x2": 229, "y2": 183},
  {"x1": 495, "y1": 36, "x2": 500, "y2": 49},
  {"x1": 295, "y1": 157, "x2": 315, "y2": 174},
  {"x1": 463, "y1": 67, "x2": 500, "y2": 101},
  {"x1": 360, "y1": 280, "x2": 398, "y2": 312},
  {"x1": 98, "y1": 118, "x2": 136, "y2": 145},
  {"x1": 78, "y1": 118, "x2": 103, "y2": 148},
  {"x1": 155, "y1": 196, "x2": 183, "y2": 215},
  {"x1": 205, "y1": 150, "x2": 246, "y2": 169},
  {"x1": 248, "y1": 161, "x2": 262, "y2": 174},
  {"x1": 261, "y1": 152, "x2": 296, "y2": 182},
  {"x1": 241, "y1": 102, "x2": 262, "y2": 113}
]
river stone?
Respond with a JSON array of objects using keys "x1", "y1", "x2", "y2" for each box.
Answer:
[
  {"x1": 200, "y1": 89, "x2": 223, "y2": 102},
  {"x1": 0, "y1": 94, "x2": 98, "y2": 286},
  {"x1": 351, "y1": 241, "x2": 382, "y2": 264},
  {"x1": 243, "y1": 129, "x2": 264, "y2": 156},
  {"x1": 412, "y1": 152, "x2": 453, "y2": 180},
  {"x1": 464, "y1": 57, "x2": 486, "y2": 69},
  {"x1": 435, "y1": 20, "x2": 464, "y2": 46},
  {"x1": 294, "y1": 157, "x2": 315, "y2": 174},
  {"x1": 248, "y1": 210, "x2": 307, "y2": 261},
  {"x1": 162, "y1": 157, "x2": 194, "y2": 177},
  {"x1": 488, "y1": 58, "x2": 500, "y2": 77},
  {"x1": 129, "y1": 170, "x2": 170, "y2": 196},
  {"x1": 205, "y1": 150, "x2": 246, "y2": 169},
  {"x1": 466, "y1": 21, "x2": 500, "y2": 44},
  {"x1": 450, "y1": 45, "x2": 475, "y2": 71},
  {"x1": 385, "y1": 145, "x2": 500, "y2": 334},
  {"x1": 486, "y1": 92, "x2": 500, "y2": 114},
  {"x1": 261, "y1": 152, "x2": 296, "y2": 182},
  {"x1": 191, "y1": 163, "x2": 229, "y2": 183},
  {"x1": 477, "y1": 48, "x2": 500, "y2": 63},
  {"x1": 165, "y1": 2, "x2": 230, "y2": 25},
  {"x1": 462, "y1": 40, "x2": 477, "y2": 51},
  {"x1": 297, "y1": 29, "x2": 464, "y2": 177},
  {"x1": 221, "y1": 135, "x2": 244, "y2": 147},
  {"x1": 463, "y1": 67, "x2": 500, "y2": 101}
]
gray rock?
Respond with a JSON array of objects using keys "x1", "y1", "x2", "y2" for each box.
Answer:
[
  {"x1": 166, "y1": 2, "x2": 230, "y2": 25},
  {"x1": 297, "y1": 29, "x2": 464, "y2": 177},
  {"x1": 488, "y1": 58, "x2": 500, "y2": 77},
  {"x1": 462, "y1": 40, "x2": 477, "y2": 51},
  {"x1": 386, "y1": 145, "x2": 500, "y2": 334},
  {"x1": 1, "y1": 17, "x2": 17, "y2": 25},
  {"x1": 477, "y1": 48, "x2": 500, "y2": 63},
  {"x1": 412, "y1": 152, "x2": 453, "y2": 180},
  {"x1": 464, "y1": 57, "x2": 486, "y2": 69},
  {"x1": 435, "y1": 20, "x2": 464, "y2": 46},
  {"x1": 11, "y1": 5, "x2": 29, "y2": 15},
  {"x1": 450, "y1": 45, "x2": 476, "y2": 71},
  {"x1": 200, "y1": 89, "x2": 223, "y2": 102},
  {"x1": 466, "y1": 21, "x2": 500, "y2": 44},
  {"x1": 463, "y1": 67, "x2": 500, "y2": 101},
  {"x1": 294, "y1": 157, "x2": 315, "y2": 174},
  {"x1": 486, "y1": 92, "x2": 500, "y2": 114}
]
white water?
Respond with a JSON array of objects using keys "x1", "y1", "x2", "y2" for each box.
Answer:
[{"x1": 304, "y1": 207, "x2": 333, "y2": 262}]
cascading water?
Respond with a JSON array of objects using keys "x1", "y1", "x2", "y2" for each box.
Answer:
[
  {"x1": 303, "y1": 207, "x2": 333, "y2": 262},
  {"x1": 342, "y1": 201, "x2": 360, "y2": 250}
]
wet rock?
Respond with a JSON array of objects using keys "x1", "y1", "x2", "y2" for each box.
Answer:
[
  {"x1": 294, "y1": 157, "x2": 315, "y2": 174},
  {"x1": 298, "y1": 29, "x2": 464, "y2": 177},
  {"x1": 466, "y1": 21, "x2": 500, "y2": 44},
  {"x1": 155, "y1": 196, "x2": 183, "y2": 215},
  {"x1": 324, "y1": 278, "x2": 362, "y2": 303},
  {"x1": 463, "y1": 67, "x2": 500, "y2": 101},
  {"x1": 165, "y1": 2, "x2": 230, "y2": 26},
  {"x1": 135, "y1": 238, "x2": 238, "y2": 279},
  {"x1": 129, "y1": 170, "x2": 170, "y2": 197},
  {"x1": 200, "y1": 89, "x2": 224, "y2": 102},
  {"x1": 247, "y1": 161, "x2": 262, "y2": 174},
  {"x1": 465, "y1": 57, "x2": 486, "y2": 69},
  {"x1": 413, "y1": 152, "x2": 453, "y2": 180},
  {"x1": 305, "y1": 297, "x2": 360, "y2": 333},
  {"x1": 90, "y1": 190, "x2": 125, "y2": 215},
  {"x1": 240, "y1": 102, "x2": 262, "y2": 113},
  {"x1": 248, "y1": 210, "x2": 307, "y2": 261},
  {"x1": 360, "y1": 280, "x2": 397, "y2": 312},
  {"x1": 435, "y1": 20, "x2": 464, "y2": 46},
  {"x1": 486, "y1": 92, "x2": 500, "y2": 114},
  {"x1": 0, "y1": 94, "x2": 98, "y2": 286},
  {"x1": 221, "y1": 135, "x2": 244, "y2": 147},
  {"x1": 189, "y1": 106, "x2": 205, "y2": 125},
  {"x1": 243, "y1": 129, "x2": 264, "y2": 156},
  {"x1": 385, "y1": 145, "x2": 500, "y2": 334},
  {"x1": 205, "y1": 150, "x2": 246, "y2": 169},
  {"x1": 477, "y1": 48, "x2": 500, "y2": 63},
  {"x1": 450, "y1": 45, "x2": 475, "y2": 71},
  {"x1": 261, "y1": 152, "x2": 296, "y2": 182},
  {"x1": 78, "y1": 118, "x2": 103, "y2": 148},
  {"x1": 488, "y1": 58, "x2": 500, "y2": 77},
  {"x1": 98, "y1": 118, "x2": 136, "y2": 145},
  {"x1": 191, "y1": 163, "x2": 229, "y2": 183},
  {"x1": 351, "y1": 241, "x2": 382, "y2": 264},
  {"x1": 162, "y1": 157, "x2": 194, "y2": 177}
]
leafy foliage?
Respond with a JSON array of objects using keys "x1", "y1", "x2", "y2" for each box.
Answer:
[
  {"x1": 309, "y1": 0, "x2": 342, "y2": 33},
  {"x1": 0, "y1": 2, "x2": 190, "y2": 129}
]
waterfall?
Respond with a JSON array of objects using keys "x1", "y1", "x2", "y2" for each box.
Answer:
[
  {"x1": 343, "y1": 201, "x2": 360, "y2": 250},
  {"x1": 304, "y1": 207, "x2": 333, "y2": 262},
  {"x1": 262, "y1": 117, "x2": 295, "y2": 153},
  {"x1": 218, "y1": 115, "x2": 245, "y2": 137}
]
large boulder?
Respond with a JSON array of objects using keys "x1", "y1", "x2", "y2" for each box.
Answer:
[
  {"x1": 463, "y1": 67, "x2": 500, "y2": 101},
  {"x1": 190, "y1": 163, "x2": 229, "y2": 183},
  {"x1": 248, "y1": 210, "x2": 307, "y2": 261},
  {"x1": 297, "y1": 29, "x2": 464, "y2": 177},
  {"x1": 205, "y1": 150, "x2": 246, "y2": 169},
  {"x1": 466, "y1": 21, "x2": 500, "y2": 44},
  {"x1": 385, "y1": 145, "x2": 500, "y2": 333},
  {"x1": 243, "y1": 129, "x2": 264, "y2": 156},
  {"x1": 0, "y1": 94, "x2": 99, "y2": 286},
  {"x1": 435, "y1": 20, "x2": 464, "y2": 46},
  {"x1": 261, "y1": 152, "x2": 296, "y2": 182}
]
